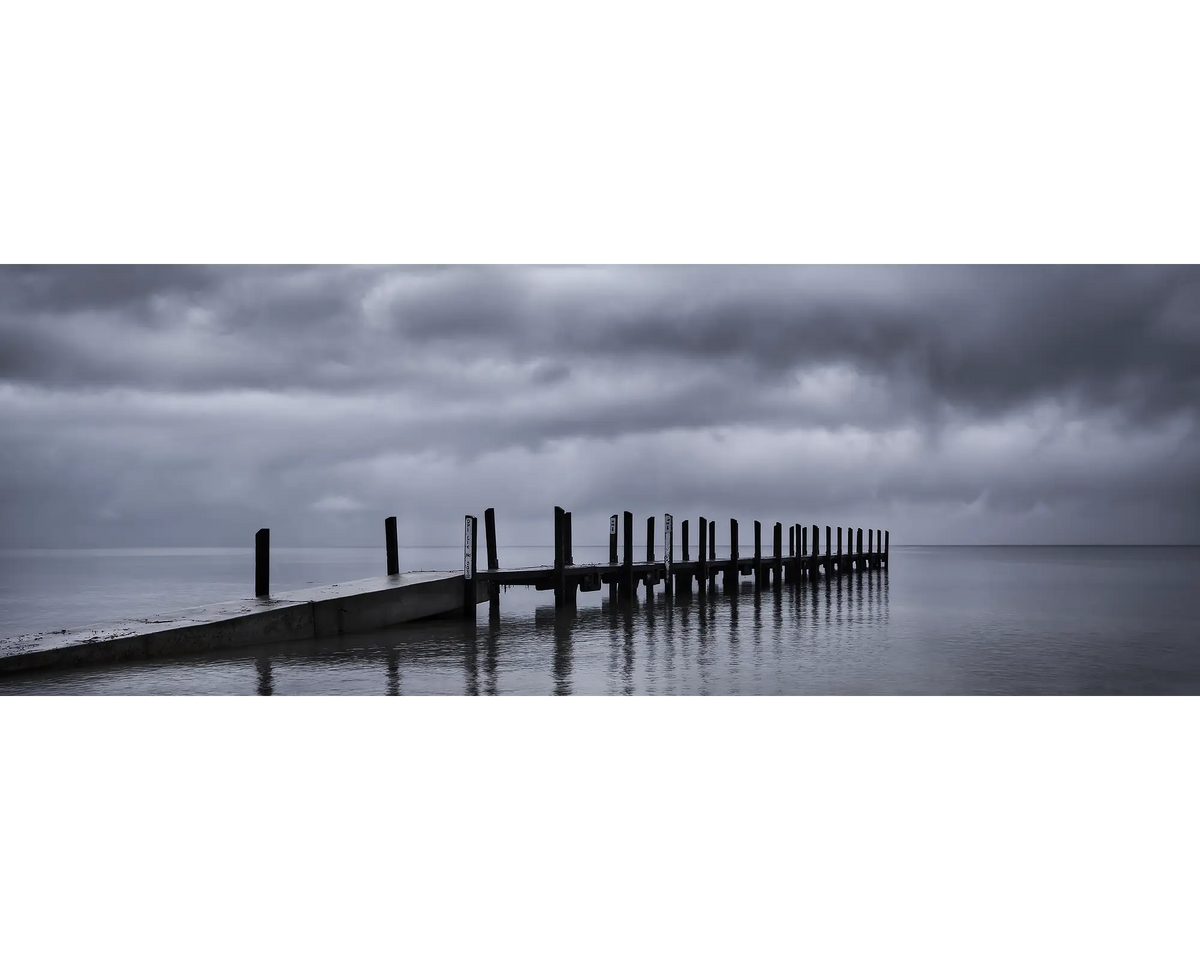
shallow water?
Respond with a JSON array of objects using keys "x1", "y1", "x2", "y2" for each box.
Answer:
[{"x1": 2, "y1": 546, "x2": 1198, "y2": 694}]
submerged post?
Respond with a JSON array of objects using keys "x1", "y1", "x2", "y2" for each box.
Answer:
[
  {"x1": 255, "y1": 528, "x2": 269, "y2": 597},
  {"x1": 463, "y1": 514, "x2": 478, "y2": 615},
  {"x1": 484, "y1": 507, "x2": 499, "y2": 571},
  {"x1": 385, "y1": 516, "x2": 399, "y2": 576}
]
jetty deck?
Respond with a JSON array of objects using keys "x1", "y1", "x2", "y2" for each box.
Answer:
[{"x1": 0, "y1": 571, "x2": 491, "y2": 676}]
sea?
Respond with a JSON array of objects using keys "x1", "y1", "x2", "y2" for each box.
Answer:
[{"x1": 1, "y1": 545, "x2": 1197, "y2": 694}]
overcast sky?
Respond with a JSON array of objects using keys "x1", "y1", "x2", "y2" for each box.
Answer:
[{"x1": 1, "y1": 265, "x2": 1197, "y2": 548}]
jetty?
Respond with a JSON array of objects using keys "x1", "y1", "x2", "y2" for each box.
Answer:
[
  {"x1": 476, "y1": 508, "x2": 889, "y2": 609},
  {"x1": 0, "y1": 509, "x2": 888, "y2": 676}
]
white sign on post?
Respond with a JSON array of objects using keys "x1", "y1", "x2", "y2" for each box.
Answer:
[
  {"x1": 610, "y1": 515, "x2": 617, "y2": 536},
  {"x1": 464, "y1": 516, "x2": 474, "y2": 580},
  {"x1": 664, "y1": 514, "x2": 673, "y2": 577}
]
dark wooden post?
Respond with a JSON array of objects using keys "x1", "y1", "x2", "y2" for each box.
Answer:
[
  {"x1": 463, "y1": 514, "x2": 478, "y2": 615},
  {"x1": 385, "y1": 516, "x2": 399, "y2": 576},
  {"x1": 608, "y1": 513, "x2": 618, "y2": 600},
  {"x1": 857, "y1": 527, "x2": 863, "y2": 569},
  {"x1": 697, "y1": 515, "x2": 708, "y2": 593},
  {"x1": 645, "y1": 515, "x2": 656, "y2": 589},
  {"x1": 786, "y1": 525, "x2": 794, "y2": 583},
  {"x1": 564, "y1": 511, "x2": 576, "y2": 606},
  {"x1": 663, "y1": 513, "x2": 673, "y2": 597},
  {"x1": 726, "y1": 519, "x2": 739, "y2": 590},
  {"x1": 709, "y1": 519, "x2": 717, "y2": 588},
  {"x1": 802, "y1": 524, "x2": 808, "y2": 557},
  {"x1": 773, "y1": 522, "x2": 783, "y2": 587},
  {"x1": 255, "y1": 528, "x2": 269, "y2": 597},
  {"x1": 885, "y1": 530, "x2": 889, "y2": 566},
  {"x1": 868, "y1": 528, "x2": 873, "y2": 563},
  {"x1": 681, "y1": 518, "x2": 691, "y2": 592},
  {"x1": 825, "y1": 526, "x2": 831, "y2": 578},
  {"x1": 622, "y1": 511, "x2": 635, "y2": 599},
  {"x1": 553, "y1": 506, "x2": 566, "y2": 609},
  {"x1": 484, "y1": 507, "x2": 499, "y2": 571},
  {"x1": 753, "y1": 520, "x2": 762, "y2": 590}
]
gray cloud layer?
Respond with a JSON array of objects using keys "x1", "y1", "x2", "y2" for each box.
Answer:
[{"x1": 1, "y1": 265, "x2": 1198, "y2": 547}]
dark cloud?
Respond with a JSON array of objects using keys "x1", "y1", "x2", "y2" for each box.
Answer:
[{"x1": 0, "y1": 265, "x2": 1197, "y2": 547}]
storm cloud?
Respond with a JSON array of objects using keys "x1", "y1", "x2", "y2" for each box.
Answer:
[{"x1": 1, "y1": 265, "x2": 1197, "y2": 548}]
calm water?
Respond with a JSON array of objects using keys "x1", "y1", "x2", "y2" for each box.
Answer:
[{"x1": 2, "y1": 546, "x2": 1198, "y2": 694}]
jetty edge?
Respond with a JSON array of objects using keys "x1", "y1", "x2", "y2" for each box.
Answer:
[{"x1": 0, "y1": 572, "x2": 492, "y2": 676}]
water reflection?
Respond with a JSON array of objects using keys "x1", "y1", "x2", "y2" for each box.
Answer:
[
  {"x1": 256, "y1": 654, "x2": 273, "y2": 696},
  {"x1": 386, "y1": 646, "x2": 400, "y2": 696}
]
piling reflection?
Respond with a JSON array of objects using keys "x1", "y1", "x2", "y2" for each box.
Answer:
[
  {"x1": 256, "y1": 654, "x2": 273, "y2": 696},
  {"x1": 386, "y1": 646, "x2": 400, "y2": 696}
]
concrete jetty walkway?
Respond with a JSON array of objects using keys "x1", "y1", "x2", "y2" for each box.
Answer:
[{"x1": 0, "y1": 572, "x2": 490, "y2": 676}]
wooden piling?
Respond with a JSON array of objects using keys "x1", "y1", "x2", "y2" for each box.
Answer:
[
  {"x1": 622, "y1": 511, "x2": 635, "y2": 599},
  {"x1": 885, "y1": 530, "x2": 889, "y2": 566},
  {"x1": 726, "y1": 519, "x2": 739, "y2": 590},
  {"x1": 698, "y1": 515, "x2": 708, "y2": 593},
  {"x1": 857, "y1": 527, "x2": 863, "y2": 570},
  {"x1": 664, "y1": 513, "x2": 673, "y2": 597},
  {"x1": 255, "y1": 528, "x2": 269, "y2": 597},
  {"x1": 385, "y1": 516, "x2": 399, "y2": 576},
  {"x1": 608, "y1": 513, "x2": 618, "y2": 600},
  {"x1": 553, "y1": 506, "x2": 566, "y2": 609},
  {"x1": 709, "y1": 520, "x2": 716, "y2": 560},
  {"x1": 754, "y1": 520, "x2": 762, "y2": 590},
  {"x1": 646, "y1": 516, "x2": 655, "y2": 564},
  {"x1": 564, "y1": 511, "x2": 576, "y2": 606},
  {"x1": 678, "y1": 517, "x2": 690, "y2": 594},
  {"x1": 484, "y1": 508, "x2": 499, "y2": 571},
  {"x1": 789, "y1": 525, "x2": 795, "y2": 557},
  {"x1": 773, "y1": 522, "x2": 783, "y2": 587},
  {"x1": 868, "y1": 528, "x2": 873, "y2": 565},
  {"x1": 464, "y1": 514, "x2": 478, "y2": 615}
]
